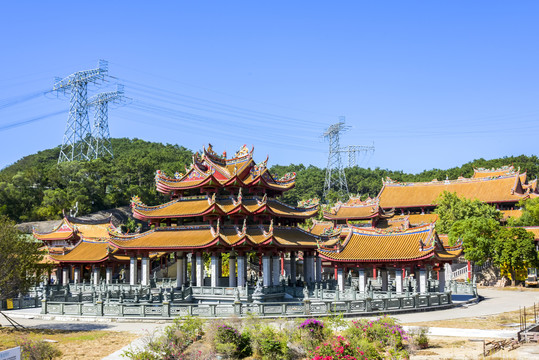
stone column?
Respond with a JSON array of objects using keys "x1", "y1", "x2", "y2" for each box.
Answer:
[
  {"x1": 237, "y1": 254, "x2": 246, "y2": 287},
  {"x1": 315, "y1": 254, "x2": 322, "y2": 283},
  {"x1": 270, "y1": 255, "x2": 279, "y2": 286},
  {"x1": 191, "y1": 253, "x2": 197, "y2": 286},
  {"x1": 438, "y1": 267, "x2": 446, "y2": 292},
  {"x1": 129, "y1": 256, "x2": 138, "y2": 285},
  {"x1": 141, "y1": 257, "x2": 150, "y2": 286},
  {"x1": 106, "y1": 266, "x2": 113, "y2": 284},
  {"x1": 381, "y1": 268, "x2": 388, "y2": 291},
  {"x1": 92, "y1": 266, "x2": 100, "y2": 286},
  {"x1": 229, "y1": 256, "x2": 237, "y2": 287},
  {"x1": 419, "y1": 267, "x2": 427, "y2": 293},
  {"x1": 290, "y1": 251, "x2": 297, "y2": 285},
  {"x1": 176, "y1": 252, "x2": 184, "y2": 288},
  {"x1": 337, "y1": 266, "x2": 345, "y2": 291},
  {"x1": 395, "y1": 269, "x2": 403, "y2": 293},
  {"x1": 73, "y1": 266, "x2": 80, "y2": 284},
  {"x1": 196, "y1": 252, "x2": 204, "y2": 287},
  {"x1": 262, "y1": 254, "x2": 272, "y2": 287},
  {"x1": 303, "y1": 251, "x2": 311, "y2": 285},
  {"x1": 211, "y1": 253, "x2": 219, "y2": 287},
  {"x1": 62, "y1": 267, "x2": 69, "y2": 286},
  {"x1": 358, "y1": 268, "x2": 366, "y2": 293}
]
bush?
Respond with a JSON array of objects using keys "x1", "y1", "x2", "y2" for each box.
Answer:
[
  {"x1": 214, "y1": 324, "x2": 252, "y2": 359},
  {"x1": 17, "y1": 338, "x2": 62, "y2": 360},
  {"x1": 345, "y1": 316, "x2": 407, "y2": 350},
  {"x1": 123, "y1": 316, "x2": 205, "y2": 359},
  {"x1": 250, "y1": 325, "x2": 289, "y2": 360},
  {"x1": 298, "y1": 318, "x2": 327, "y2": 351},
  {"x1": 309, "y1": 335, "x2": 372, "y2": 360},
  {"x1": 408, "y1": 327, "x2": 429, "y2": 349}
]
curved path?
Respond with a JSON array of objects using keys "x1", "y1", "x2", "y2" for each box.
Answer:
[{"x1": 391, "y1": 288, "x2": 539, "y2": 323}]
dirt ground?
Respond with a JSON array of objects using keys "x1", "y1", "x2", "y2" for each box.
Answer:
[{"x1": 0, "y1": 327, "x2": 137, "y2": 360}]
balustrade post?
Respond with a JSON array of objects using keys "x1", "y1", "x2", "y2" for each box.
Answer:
[
  {"x1": 41, "y1": 297, "x2": 47, "y2": 314},
  {"x1": 303, "y1": 298, "x2": 311, "y2": 315}
]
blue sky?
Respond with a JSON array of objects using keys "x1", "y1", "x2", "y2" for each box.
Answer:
[{"x1": 1, "y1": 1, "x2": 539, "y2": 173}]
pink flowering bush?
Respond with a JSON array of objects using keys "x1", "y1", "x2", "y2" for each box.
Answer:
[{"x1": 309, "y1": 335, "x2": 377, "y2": 360}]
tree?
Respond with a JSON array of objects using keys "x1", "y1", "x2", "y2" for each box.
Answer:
[
  {"x1": 508, "y1": 197, "x2": 539, "y2": 226},
  {"x1": 492, "y1": 227, "x2": 538, "y2": 285},
  {"x1": 448, "y1": 217, "x2": 500, "y2": 265},
  {"x1": 435, "y1": 191, "x2": 500, "y2": 234},
  {"x1": 0, "y1": 216, "x2": 49, "y2": 299}
]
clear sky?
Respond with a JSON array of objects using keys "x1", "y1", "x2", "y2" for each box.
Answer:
[{"x1": 1, "y1": 1, "x2": 539, "y2": 173}]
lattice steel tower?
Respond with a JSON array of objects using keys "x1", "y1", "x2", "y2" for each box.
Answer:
[
  {"x1": 88, "y1": 85, "x2": 125, "y2": 159},
  {"x1": 323, "y1": 116, "x2": 350, "y2": 199},
  {"x1": 323, "y1": 116, "x2": 376, "y2": 200},
  {"x1": 54, "y1": 60, "x2": 108, "y2": 163}
]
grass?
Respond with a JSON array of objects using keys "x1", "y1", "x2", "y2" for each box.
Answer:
[{"x1": 0, "y1": 327, "x2": 138, "y2": 360}]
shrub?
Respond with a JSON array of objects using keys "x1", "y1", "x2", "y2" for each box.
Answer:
[
  {"x1": 345, "y1": 316, "x2": 407, "y2": 350},
  {"x1": 17, "y1": 337, "x2": 62, "y2": 360},
  {"x1": 214, "y1": 324, "x2": 252, "y2": 359},
  {"x1": 408, "y1": 327, "x2": 429, "y2": 349},
  {"x1": 250, "y1": 325, "x2": 289, "y2": 360},
  {"x1": 309, "y1": 335, "x2": 372, "y2": 360},
  {"x1": 298, "y1": 318, "x2": 327, "y2": 351}
]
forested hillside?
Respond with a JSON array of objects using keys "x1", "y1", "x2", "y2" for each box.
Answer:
[
  {"x1": 0, "y1": 138, "x2": 192, "y2": 222},
  {"x1": 1, "y1": 138, "x2": 538, "y2": 223}
]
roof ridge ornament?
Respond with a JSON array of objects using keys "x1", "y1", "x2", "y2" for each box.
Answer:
[{"x1": 131, "y1": 195, "x2": 144, "y2": 208}]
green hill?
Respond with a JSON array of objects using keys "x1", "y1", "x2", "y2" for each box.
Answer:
[{"x1": 1, "y1": 138, "x2": 538, "y2": 222}]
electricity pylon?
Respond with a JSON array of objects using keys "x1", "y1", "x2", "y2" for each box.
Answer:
[
  {"x1": 340, "y1": 144, "x2": 375, "y2": 167},
  {"x1": 88, "y1": 84, "x2": 126, "y2": 159},
  {"x1": 323, "y1": 116, "x2": 349, "y2": 199},
  {"x1": 54, "y1": 60, "x2": 108, "y2": 163},
  {"x1": 323, "y1": 116, "x2": 376, "y2": 200}
]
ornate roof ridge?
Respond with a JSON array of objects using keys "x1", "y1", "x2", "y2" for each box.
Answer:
[
  {"x1": 33, "y1": 216, "x2": 75, "y2": 236},
  {"x1": 382, "y1": 173, "x2": 521, "y2": 187}
]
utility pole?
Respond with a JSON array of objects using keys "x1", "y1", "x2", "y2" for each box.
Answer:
[
  {"x1": 54, "y1": 60, "x2": 108, "y2": 163},
  {"x1": 323, "y1": 116, "x2": 375, "y2": 200},
  {"x1": 88, "y1": 85, "x2": 126, "y2": 159}
]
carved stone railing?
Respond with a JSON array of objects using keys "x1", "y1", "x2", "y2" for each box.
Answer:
[
  {"x1": 0, "y1": 295, "x2": 41, "y2": 310},
  {"x1": 41, "y1": 291, "x2": 453, "y2": 318}
]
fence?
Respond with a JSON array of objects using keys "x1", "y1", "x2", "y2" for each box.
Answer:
[{"x1": 41, "y1": 291, "x2": 452, "y2": 318}]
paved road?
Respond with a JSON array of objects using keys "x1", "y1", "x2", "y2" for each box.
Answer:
[{"x1": 391, "y1": 288, "x2": 539, "y2": 323}]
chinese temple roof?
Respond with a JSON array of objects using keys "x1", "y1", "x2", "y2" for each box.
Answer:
[
  {"x1": 49, "y1": 240, "x2": 115, "y2": 263},
  {"x1": 309, "y1": 220, "x2": 335, "y2": 236},
  {"x1": 472, "y1": 165, "x2": 517, "y2": 178},
  {"x1": 155, "y1": 144, "x2": 296, "y2": 194},
  {"x1": 318, "y1": 225, "x2": 462, "y2": 263},
  {"x1": 33, "y1": 215, "x2": 115, "y2": 242},
  {"x1": 131, "y1": 195, "x2": 319, "y2": 220},
  {"x1": 323, "y1": 197, "x2": 393, "y2": 221},
  {"x1": 378, "y1": 173, "x2": 531, "y2": 209},
  {"x1": 109, "y1": 224, "x2": 321, "y2": 251}
]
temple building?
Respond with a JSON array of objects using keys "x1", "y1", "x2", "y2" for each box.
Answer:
[
  {"x1": 377, "y1": 166, "x2": 537, "y2": 215},
  {"x1": 318, "y1": 224, "x2": 462, "y2": 293},
  {"x1": 33, "y1": 214, "x2": 114, "y2": 254}
]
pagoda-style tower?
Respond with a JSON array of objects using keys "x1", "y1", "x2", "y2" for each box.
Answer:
[{"x1": 110, "y1": 145, "x2": 321, "y2": 301}]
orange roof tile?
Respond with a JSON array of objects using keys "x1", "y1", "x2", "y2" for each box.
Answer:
[
  {"x1": 379, "y1": 174, "x2": 526, "y2": 208},
  {"x1": 110, "y1": 226, "x2": 218, "y2": 250},
  {"x1": 33, "y1": 218, "x2": 75, "y2": 241},
  {"x1": 522, "y1": 226, "x2": 539, "y2": 239},
  {"x1": 501, "y1": 209, "x2": 523, "y2": 219},
  {"x1": 310, "y1": 221, "x2": 334, "y2": 235},
  {"x1": 49, "y1": 240, "x2": 113, "y2": 263},
  {"x1": 472, "y1": 166, "x2": 517, "y2": 178},
  {"x1": 319, "y1": 225, "x2": 461, "y2": 262}
]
